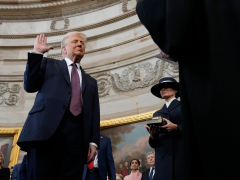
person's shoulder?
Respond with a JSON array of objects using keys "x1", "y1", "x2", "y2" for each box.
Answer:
[
  {"x1": 142, "y1": 168, "x2": 150, "y2": 174},
  {"x1": 101, "y1": 134, "x2": 110, "y2": 140},
  {"x1": 1, "y1": 167, "x2": 10, "y2": 172}
]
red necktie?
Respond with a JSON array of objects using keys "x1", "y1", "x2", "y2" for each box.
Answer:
[{"x1": 69, "y1": 63, "x2": 82, "y2": 116}]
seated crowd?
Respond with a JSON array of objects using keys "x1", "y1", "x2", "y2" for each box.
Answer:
[{"x1": 116, "y1": 151, "x2": 155, "y2": 180}]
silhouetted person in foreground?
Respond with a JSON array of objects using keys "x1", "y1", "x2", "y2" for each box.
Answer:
[{"x1": 136, "y1": 1, "x2": 240, "y2": 179}]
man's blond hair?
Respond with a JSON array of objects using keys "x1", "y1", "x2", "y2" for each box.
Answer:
[{"x1": 61, "y1": 32, "x2": 87, "y2": 57}]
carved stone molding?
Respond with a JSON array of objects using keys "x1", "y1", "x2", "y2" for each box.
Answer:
[
  {"x1": 50, "y1": 18, "x2": 70, "y2": 31},
  {"x1": 93, "y1": 72, "x2": 112, "y2": 97},
  {"x1": 122, "y1": 0, "x2": 136, "y2": 12},
  {"x1": 111, "y1": 60, "x2": 164, "y2": 93},
  {"x1": 0, "y1": 83, "x2": 21, "y2": 106},
  {"x1": 48, "y1": 33, "x2": 149, "y2": 59},
  {"x1": 93, "y1": 59, "x2": 179, "y2": 98},
  {"x1": 100, "y1": 110, "x2": 155, "y2": 129},
  {"x1": 0, "y1": 10, "x2": 136, "y2": 39},
  {"x1": 0, "y1": 0, "x2": 80, "y2": 9},
  {"x1": 0, "y1": 0, "x2": 123, "y2": 21}
]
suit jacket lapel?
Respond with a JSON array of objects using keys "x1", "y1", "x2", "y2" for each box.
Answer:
[
  {"x1": 158, "y1": 104, "x2": 169, "y2": 114},
  {"x1": 56, "y1": 60, "x2": 71, "y2": 87},
  {"x1": 80, "y1": 66, "x2": 87, "y2": 93},
  {"x1": 168, "y1": 99, "x2": 180, "y2": 111}
]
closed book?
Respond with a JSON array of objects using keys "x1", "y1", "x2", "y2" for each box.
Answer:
[{"x1": 147, "y1": 116, "x2": 166, "y2": 127}]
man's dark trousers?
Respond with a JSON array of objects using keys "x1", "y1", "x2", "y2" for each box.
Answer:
[{"x1": 27, "y1": 110, "x2": 86, "y2": 180}]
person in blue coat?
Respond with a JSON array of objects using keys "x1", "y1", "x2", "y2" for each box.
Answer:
[
  {"x1": 145, "y1": 77, "x2": 184, "y2": 180},
  {"x1": 85, "y1": 134, "x2": 116, "y2": 180},
  {"x1": 11, "y1": 164, "x2": 21, "y2": 180},
  {"x1": 19, "y1": 155, "x2": 27, "y2": 180}
]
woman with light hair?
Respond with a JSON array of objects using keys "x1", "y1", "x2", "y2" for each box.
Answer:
[
  {"x1": 116, "y1": 174, "x2": 124, "y2": 180},
  {"x1": 0, "y1": 151, "x2": 10, "y2": 180}
]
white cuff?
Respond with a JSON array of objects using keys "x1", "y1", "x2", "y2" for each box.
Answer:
[
  {"x1": 90, "y1": 142, "x2": 98, "y2": 149},
  {"x1": 29, "y1": 50, "x2": 43, "y2": 55}
]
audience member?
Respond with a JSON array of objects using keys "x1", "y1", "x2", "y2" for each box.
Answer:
[
  {"x1": 0, "y1": 152, "x2": 10, "y2": 180},
  {"x1": 11, "y1": 164, "x2": 21, "y2": 180},
  {"x1": 86, "y1": 134, "x2": 116, "y2": 180},
  {"x1": 138, "y1": 159, "x2": 146, "y2": 173},
  {"x1": 116, "y1": 164, "x2": 123, "y2": 175},
  {"x1": 146, "y1": 77, "x2": 184, "y2": 180},
  {"x1": 122, "y1": 162, "x2": 130, "y2": 177},
  {"x1": 141, "y1": 152, "x2": 155, "y2": 180},
  {"x1": 116, "y1": 174, "x2": 124, "y2": 180},
  {"x1": 19, "y1": 155, "x2": 27, "y2": 180},
  {"x1": 124, "y1": 159, "x2": 142, "y2": 180}
]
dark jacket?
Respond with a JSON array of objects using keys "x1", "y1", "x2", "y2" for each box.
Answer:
[
  {"x1": 17, "y1": 53, "x2": 100, "y2": 154},
  {"x1": 141, "y1": 168, "x2": 155, "y2": 180},
  {"x1": 149, "y1": 99, "x2": 184, "y2": 180},
  {"x1": 11, "y1": 164, "x2": 21, "y2": 180},
  {"x1": 137, "y1": 0, "x2": 240, "y2": 179},
  {"x1": 19, "y1": 155, "x2": 27, "y2": 180},
  {"x1": 0, "y1": 167, "x2": 10, "y2": 180},
  {"x1": 98, "y1": 135, "x2": 116, "y2": 180}
]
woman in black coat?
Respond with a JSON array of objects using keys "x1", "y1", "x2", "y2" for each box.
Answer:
[
  {"x1": 0, "y1": 152, "x2": 10, "y2": 180},
  {"x1": 146, "y1": 77, "x2": 184, "y2": 180}
]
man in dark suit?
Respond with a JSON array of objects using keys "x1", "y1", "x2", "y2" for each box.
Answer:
[
  {"x1": 141, "y1": 152, "x2": 155, "y2": 180},
  {"x1": 17, "y1": 32, "x2": 100, "y2": 180},
  {"x1": 11, "y1": 164, "x2": 21, "y2": 180},
  {"x1": 122, "y1": 161, "x2": 130, "y2": 177},
  {"x1": 86, "y1": 134, "x2": 116, "y2": 180},
  {"x1": 19, "y1": 155, "x2": 27, "y2": 180},
  {"x1": 136, "y1": 1, "x2": 240, "y2": 179}
]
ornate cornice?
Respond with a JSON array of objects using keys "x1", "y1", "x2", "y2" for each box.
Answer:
[
  {"x1": 0, "y1": 10, "x2": 136, "y2": 39},
  {"x1": 48, "y1": 33, "x2": 149, "y2": 59},
  {"x1": 0, "y1": 0, "x2": 124, "y2": 21},
  {"x1": 100, "y1": 110, "x2": 155, "y2": 129},
  {"x1": 0, "y1": 0, "x2": 81, "y2": 9}
]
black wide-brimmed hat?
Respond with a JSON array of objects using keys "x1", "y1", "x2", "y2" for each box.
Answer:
[{"x1": 151, "y1": 77, "x2": 180, "y2": 98}]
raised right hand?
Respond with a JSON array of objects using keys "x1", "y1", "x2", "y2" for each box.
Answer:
[
  {"x1": 145, "y1": 125, "x2": 160, "y2": 139},
  {"x1": 34, "y1": 34, "x2": 53, "y2": 54}
]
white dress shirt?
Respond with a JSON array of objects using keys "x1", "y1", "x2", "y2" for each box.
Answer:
[
  {"x1": 165, "y1": 97, "x2": 176, "y2": 108},
  {"x1": 93, "y1": 151, "x2": 99, "y2": 168},
  {"x1": 149, "y1": 167, "x2": 155, "y2": 178},
  {"x1": 64, "y1": 58, "x2": 97, "y2": 148}
]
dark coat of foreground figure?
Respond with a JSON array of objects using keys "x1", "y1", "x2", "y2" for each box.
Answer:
[
  {"x1": 150, "y1": 99, "x2": 184, "y2": 180},
  {"x1": 137, "y1": 0, "x2": 240, "y2": 180}
]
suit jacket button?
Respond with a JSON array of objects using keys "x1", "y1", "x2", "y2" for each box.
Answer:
[
  {"x1": 161, "y1": 155, "x2": 164, "y2": 158},
  {"x1": 169, "y1": 152, "x2": 172, "y2": 155},
  {"x1": 68, "y1": 91, "x2": 71, "y2": 94}
]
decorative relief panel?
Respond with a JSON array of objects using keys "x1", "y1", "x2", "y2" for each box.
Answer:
[
  {"x1": 50, "y1": 18, "x2": 70, "y2": 31},
  {"x1": 122, "y1": 0, "x2": 137, "y2": 12},
  {"x1": 0, "y1": 83, "x2": 21, "y2": 106},
  {"x1": 111, "y1": 60, "x2": 163, "y2": 93},
  {"x1": 94, "y1": 73, "x2": 112, "y2": 97},
  {"x1": 93, "y1": 59, "x2": 179, "y2": 97}
]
